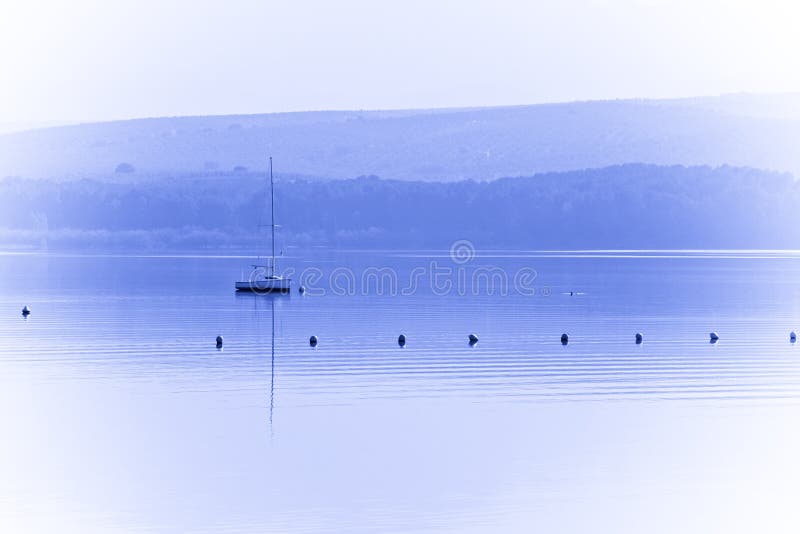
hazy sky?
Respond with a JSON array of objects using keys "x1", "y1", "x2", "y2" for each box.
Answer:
[{"x1": 1, "y1": 0, "x2": 799, "y2": 123}]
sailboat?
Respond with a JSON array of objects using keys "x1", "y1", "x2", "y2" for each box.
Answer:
[{"x1": 235, "y1": 157, "x2": 291, "y2": 292}]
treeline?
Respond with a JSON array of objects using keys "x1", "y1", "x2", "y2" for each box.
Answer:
[{"x1": 0, "y1": 164, "x2": 798, "y2": 251}]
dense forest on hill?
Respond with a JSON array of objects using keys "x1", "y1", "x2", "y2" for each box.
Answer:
[{"x1": 0, "y1": 164, "x2": 797, "y2": 251}]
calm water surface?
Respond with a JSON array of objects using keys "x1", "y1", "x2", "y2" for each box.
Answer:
[{"x1": 2, "y1": 251, "x2": 800, "y2": 533}]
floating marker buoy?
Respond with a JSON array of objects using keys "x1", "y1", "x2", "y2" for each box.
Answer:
[
  {"x1": 299, "y1": 286, "x2": 306, "y2": 294},
  {"x1": 309, "y1": 335, "x2": 318, "y2": 347},
  {"x1": 635, "y1": 333, "x2": 643, "y2": 344},
  {"x1": 791, "y1": 331, "x2": 797, "y2": 343},
  {"x1": 398, "y1": 334, "x2": 406, "y2": 347},
  {"x1": 561, "y1": 333, "x2": 569, "y2": 345},
  {"x1": 216, "y1": 335, "x2": 223, "y2": 348},
  {"x1": 21, "y1": 306, "x2": 30, "y2": 316},
  {"x1": 468, "y1": 334, "x2": 479, "y2": 345}
]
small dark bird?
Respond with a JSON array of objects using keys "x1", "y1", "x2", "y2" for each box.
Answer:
[
  {"x1": 216, "y1": 335, "x2": 223, "y2": 348},
  {"x1": 468, "y1": 334, "x2": 479, "y2": 345},
  {"x1": 561, "y1": 333, "x2": 569, "y2": 345},
  {"x1": 791, "y1": 331, "x2": 796, "y2": 343},
  {"x1": 309, "y1": 335, "x2": 318, "y2": 347},
  {"x1": 635, "y1": 333, "x2": 643, "y2": 344},
  {"x1": 299, "y1": 286, "x2": 306, "y2": 294},
  {"x1": 398, "y1": 334, "x2": 406, "y2": 347},
  {"x1": 21, "y1": 306, "x2": 30, "y2": 316}
]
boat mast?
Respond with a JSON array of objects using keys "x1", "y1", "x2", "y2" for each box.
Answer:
[{"x1": 269, "y1": 156, "x2": 276, "y2": 277}]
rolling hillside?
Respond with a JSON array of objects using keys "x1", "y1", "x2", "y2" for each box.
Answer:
[{"x1": 1, "y1": 94, "x2": 799, "y2": 182}]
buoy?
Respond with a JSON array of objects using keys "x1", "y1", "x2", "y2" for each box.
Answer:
[
  {"x1": 299, "y1": 286, "x2": 306, "y2": 294},
  {"x1": 709, "y1": 332, "x2": 719, "y2": 343},
  {"x1": 309, "y1": 335, "x2": 318, "y2": 347},
  {"x1": 468, "y1": 334, "x2": 479, "y2": 345},
  {"x1": 561, "y1": 333, "x2": 569, "y2": 345},
  {"x1": 791, "y1": 331, "x2": 796, "y2": 343},
  {"x1": 216, "y1": 335, "x2": 223, "y2": 348},
  {"x1": 21, "y1": 306, "x2": 30, "y2": 316},
  {"x1": 398, "y1": 334, "x2": 406, "y2": 347},
  {"x1": 635, "y1": 333, "x2": 643, "y2": 344}
]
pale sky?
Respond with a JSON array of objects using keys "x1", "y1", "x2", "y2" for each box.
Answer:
[{"x1": 1, "y1": 0, "x2": 799, "y2": 123}]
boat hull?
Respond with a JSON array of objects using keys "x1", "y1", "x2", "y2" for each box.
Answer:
[{"x1": 235, "y1": 278, "x2": 292, "y2": 293}]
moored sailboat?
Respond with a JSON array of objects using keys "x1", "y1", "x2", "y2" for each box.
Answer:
[{"x1": 235, "y1": 157, "x2": 291, "y2": 293}]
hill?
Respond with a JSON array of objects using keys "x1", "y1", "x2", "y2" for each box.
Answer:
[{"x1": 1, "y1": 94, "x2": 799, "y2": 182}]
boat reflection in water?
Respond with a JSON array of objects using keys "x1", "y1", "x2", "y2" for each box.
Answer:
[{"x1": 235, "y1": 290, "x2": 287, "y2": 432}]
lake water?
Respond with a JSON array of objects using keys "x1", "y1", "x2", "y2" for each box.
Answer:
[{"x1": 2, "y1": 251, "x2": 800, "y2": 533}]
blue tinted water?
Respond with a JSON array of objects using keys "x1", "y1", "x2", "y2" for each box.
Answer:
[{"x1": 2, "y1": 251, "x2": 800, "y2": 532}]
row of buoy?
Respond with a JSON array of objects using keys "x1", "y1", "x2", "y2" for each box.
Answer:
[
  {"x1": 16, "y1": 306, "x2": 796, "y2": 346},
  {"x1": 214, "y1": 331, "x2": 800, "y2": 347},
  {"x1": 17, "y1": 306, "x2": 797, "y2": 348},
  {"x1": 307, "y1": 333, "x2": 481, "y2": 347},
  {"x1": 303, "y1": 334, "x2": 477, "y2": 347},
  {"x1": 15, "y1": 304, "x2": 797, "y2": 348}
]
